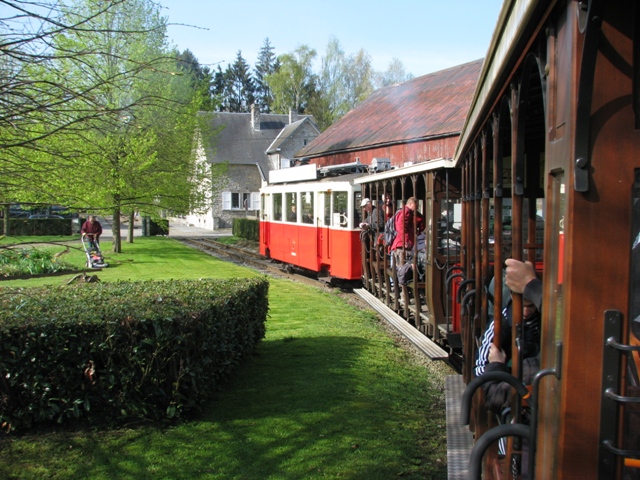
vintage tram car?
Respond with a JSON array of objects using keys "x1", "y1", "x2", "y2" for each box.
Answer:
[{"x1": 259, "y1": 161, "x2": 367, "y2": 282}]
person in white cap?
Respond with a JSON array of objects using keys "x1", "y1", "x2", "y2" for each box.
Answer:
[{"x1": 359, "y1": 198, "x2": 384, "y2": 230}]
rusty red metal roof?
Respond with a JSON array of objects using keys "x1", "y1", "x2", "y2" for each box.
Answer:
[{"x1": 295, "y1": 59, "x2": 483, "y2": 159}]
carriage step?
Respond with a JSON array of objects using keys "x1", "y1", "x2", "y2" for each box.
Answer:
[{"x1": 354, "y1": 288, "x2": 448, "y2": 359}]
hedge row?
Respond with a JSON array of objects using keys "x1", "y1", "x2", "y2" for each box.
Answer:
[
  {"x1": 6, "y1": 218, "x2": 74, "y2": 236},
  {"x1": 0, "y1": 277, "x2": 269, "y2": 432},
  {"x1": 232, "y1": 218, "x2": 259, "y2": 241}
]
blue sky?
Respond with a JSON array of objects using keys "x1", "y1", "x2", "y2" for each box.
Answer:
[{"x1": 159, "y1": 0, "x2": 504, "y2": 77}]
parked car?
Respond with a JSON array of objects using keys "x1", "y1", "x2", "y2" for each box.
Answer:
[{"x1": 28, "y1": 214, "x2": 64, "y2": 219}]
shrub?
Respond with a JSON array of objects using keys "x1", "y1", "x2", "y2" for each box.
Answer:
[
  {"x1": 0, "y1": 248, "x2": 76, "y2": 277},
  {"x1": 0, "y1": 277, "x2": 269, "y2": 432},
  {"x1": 232, "y1": 218, "x2": 259, "y2": 241}
]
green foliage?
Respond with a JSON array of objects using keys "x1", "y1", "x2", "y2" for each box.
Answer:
[
  {"x1": 9, "y1": 0, "x2": 209, "y2": 253},
  {"x1": 0, "y1": 248, "x2": 76, "y2": 277},
  {"x1": 0, "y1": 277, "x2": 269, "y2": 432},
  {"x1": 232, "y1": 218, "x2": 259, "y2": 241},
  {"x1": 175, "y1": 48, "x2": 218, "y2": 112},
  {"x1": 266, "y1": 45, "x2": 317, "y2": 114},
  {"x1": 310, "y1": 37, "x2": 375, "y2": 131}
]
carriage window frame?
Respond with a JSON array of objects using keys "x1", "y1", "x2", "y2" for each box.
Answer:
[
  {"x1": 331, "y1": 191, "x2": 348, "y2": 228},
  {"x1": 261, "y1": 194, "x2": 266, "y2": 220},
  {"x1": 285, "y1": 192, "x2": 297, "y2": 223},
  {"x1": 273, "y1": 193, "x2": 282, "y2": 222},
  {"x1": 322, "y1": 192, "x2": 331, "y2": 226},
  {"x1": 301, "y1": 191, "x2": 314, "y2": 224}
]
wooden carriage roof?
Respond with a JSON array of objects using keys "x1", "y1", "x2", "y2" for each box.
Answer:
[{"x1": 294, "y1": 59, "x2": 484, "y2": 159}]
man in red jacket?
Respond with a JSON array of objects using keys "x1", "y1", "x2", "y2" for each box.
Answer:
[
  {"x1": 81, "y1": 215, "x2": 103, "y2": 248},
  {"x1": 389, "y1": 197, "x2": 425, "y2": 268}
]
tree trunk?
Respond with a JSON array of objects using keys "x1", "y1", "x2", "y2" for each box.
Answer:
[
  {"x1": 127, "y1": 210, "x2": 134, "y2": 243},
  {"x1": 2, "y1": 204, "x2": 8, "y2": 236},
  {"x1": 112, "y1": 206, "x2": 122, "y2": 253}
]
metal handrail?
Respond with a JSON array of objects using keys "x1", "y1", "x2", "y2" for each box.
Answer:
[
  {"x1": 468, "y1": 424, "x2": 531, "y2": 479},
  {"x1": 606, "y1": 336, "x2": 640, "y2": 352},
  {"x1": 460, "y1": 371, "x2": 529, "y2": 425}
]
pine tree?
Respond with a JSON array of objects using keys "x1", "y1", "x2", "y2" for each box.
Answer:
[
  {"x1": 254, "y1": 38, "x2": 278, "y2": 112},
  {"x1": 224, "y1": 51, "x2": 255, "y2": 112},
  {"x1": 211, "y1": 65, "x2": 226, "y2": 111}
]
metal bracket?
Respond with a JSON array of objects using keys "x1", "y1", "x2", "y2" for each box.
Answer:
[{"x1": 574, "y1": 0, "x2": 604, "y2": 192}]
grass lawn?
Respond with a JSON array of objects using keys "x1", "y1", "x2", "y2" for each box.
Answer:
[
  {"x1": 0, "y1": 236, "x2": 259, "y2": 287},
  {"x1": 0, "y1": 236, "x2": 451, "y2": 479}
]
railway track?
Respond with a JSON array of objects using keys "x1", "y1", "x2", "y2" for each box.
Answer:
[{"x1": 174, "y1": 236, "x2": 328, "y2": 289}]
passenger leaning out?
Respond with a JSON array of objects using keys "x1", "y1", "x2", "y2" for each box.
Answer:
[
  {"x1": 389, "y1": 196, "x2": 425, "y2": 269},
  {"x1": 359, "y1": 198, "x2": 384, "y2": 230}
]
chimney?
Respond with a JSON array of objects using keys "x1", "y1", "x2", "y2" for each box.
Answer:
[
  {"x1": 251, "y1": 104, "x2": 261, "y2": 131},
  {"x1": 289, "y1": 108, "x2": 298, "y2": 125}
]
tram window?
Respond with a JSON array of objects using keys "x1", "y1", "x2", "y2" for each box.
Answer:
[
  {"x1": 302, "y1": 191, "x2": 314, "y2": 224},
  {"x1": 273, "y1": 193, "x2": 282, "y2": 221},
  {"x1": 285, "y1": 192, "x2": 297, "y2": 222},
  {"x1": 332, "y1": 191, "x2": 348, "y2": 227},
  {"x1": 354, "y1": 192, "x2": 362, "y2": 226},
  {"x1": 261, "y1": 194, "x2": 266, "y2": 220}
]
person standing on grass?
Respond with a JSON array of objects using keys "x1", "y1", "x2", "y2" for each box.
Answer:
[{"x1": 81, "y1": 215, "x2": 103, "y2": 248}]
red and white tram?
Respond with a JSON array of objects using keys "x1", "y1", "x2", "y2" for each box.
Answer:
[{"x1": 259, "y1": 162, "x2": 367, "y2": 281}]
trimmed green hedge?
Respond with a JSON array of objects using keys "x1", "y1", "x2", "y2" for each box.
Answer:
[
  {"x1": 7, "y1": 218, "x2": 73, "y2": 236},
  {"x1": 142, "y1": 217, "x2": 169, "y2": 236},
  {"x1": 0, "y1": 277, "x2": 269, "y2": 432},
  {"x1": 232, "y1": 218, "x2": 259, "y2": 241}
]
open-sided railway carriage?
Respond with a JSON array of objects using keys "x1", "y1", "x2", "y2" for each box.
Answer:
[
  {"x1": 453, "y1": 0, "x2": 640, "y2": 478},
  {"x1": 355, "y1": 159, "x2": 465, "y2": 359}
]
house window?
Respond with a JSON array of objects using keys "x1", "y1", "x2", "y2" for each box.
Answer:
[{"x1": 222, "y1": 192, "x2": 260, "y2": 211}]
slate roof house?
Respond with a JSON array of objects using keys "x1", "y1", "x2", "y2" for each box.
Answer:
[
  {"x1": 294, "y1": 59, "x2": 483, "y2": 169},
  {"x1": 185, "y1": 105, "x2": 320, "y2": 230}
]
